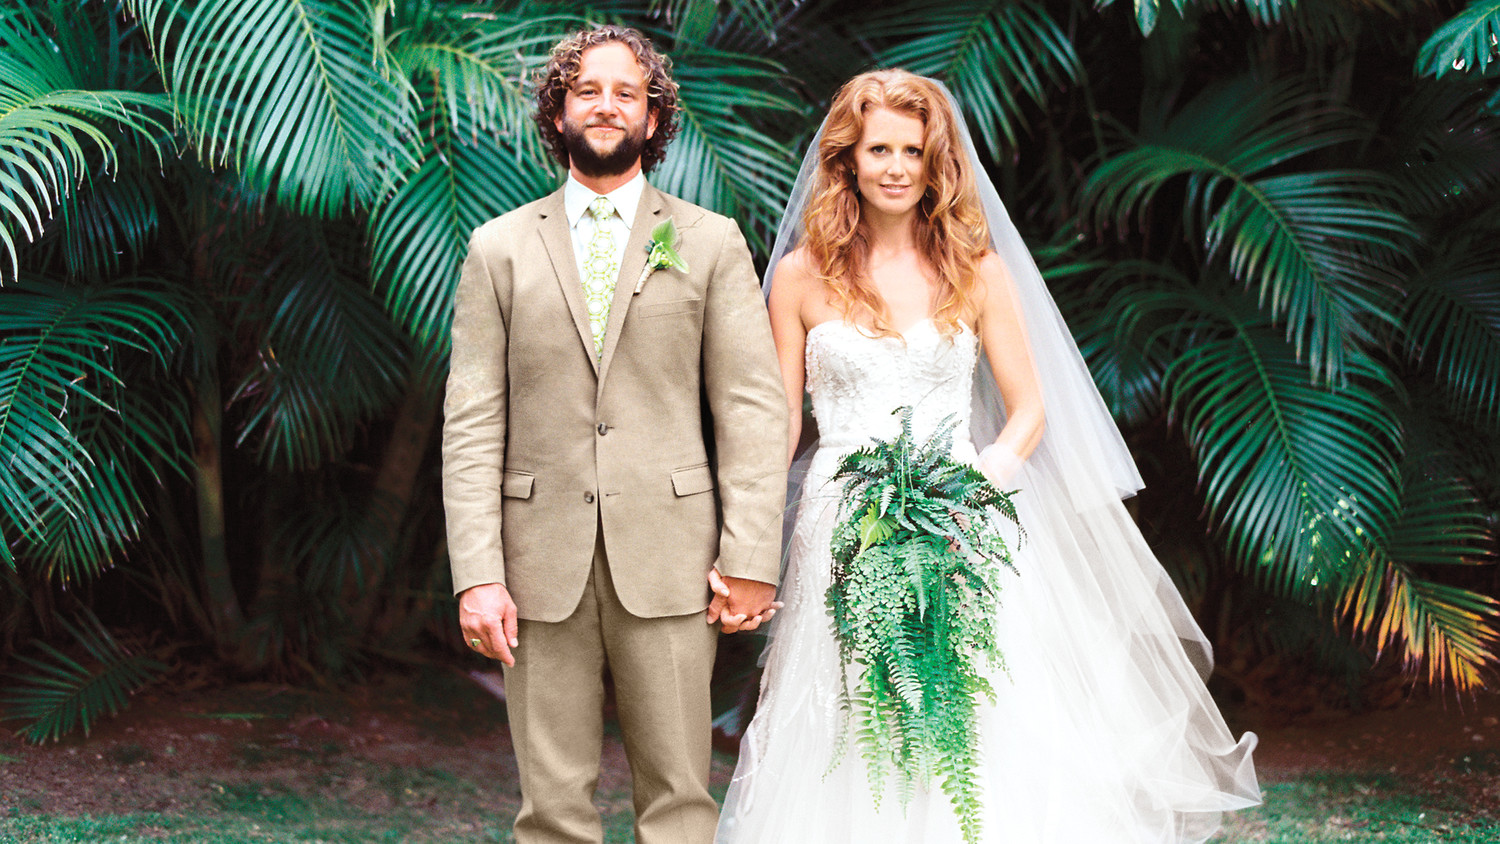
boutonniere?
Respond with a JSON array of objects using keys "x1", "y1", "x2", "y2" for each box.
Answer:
[{"x1": 634, "y1": 218, "x2": 688, "y2": 294}]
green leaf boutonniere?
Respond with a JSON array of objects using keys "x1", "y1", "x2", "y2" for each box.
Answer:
[{"x1": 634, "y1": 218, "x2": 688, "y2": 294}]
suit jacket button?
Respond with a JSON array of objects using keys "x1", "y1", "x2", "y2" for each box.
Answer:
[
  {"x1": 584, "y1": 491, "x2": 595, "y2": 504},
  {"x1": 597, "y1": 423, "x2": 608, "y2": 436}
]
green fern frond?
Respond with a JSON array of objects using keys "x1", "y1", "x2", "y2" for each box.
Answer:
[{"x1": 825, "y1": 406, "x2": 1016, "y2": 842}]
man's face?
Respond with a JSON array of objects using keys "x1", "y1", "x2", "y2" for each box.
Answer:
[{"x1": 555, "y1": 42, "x2": 657, "y2": 178}]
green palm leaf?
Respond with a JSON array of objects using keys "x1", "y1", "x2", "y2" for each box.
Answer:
[
  {"x1": 864, "y1": 0, "x2": 1081, "y2": 157},
  {"x1": 12, "y1": 369, "x2": 189, "y2": 584},
  {"x1": 1380, "y1": 83, "x2": 1500, "y2": 218},
  {"x1": 369, "y1": 113, "x2": 555, "y2": 350},
  {"x1": 650, "y1": 46, "x2": 802, "y2": 252},
  {"x1": 1134, "y1": 287, "x2": 1403, "y2": 594},
  {"x1": 1052, "y1": 254, "x2": 1184, "y2": 426},
  {"x1": 0, "y1": 3, "x2": 170, "y2": 281},
  {"x1": 0, "y1": 279, "x2": 185, "y2": 569},
  {"x1": 1416, "y1": 0, "x2": 1500, "y2": 78},
  {"x1": 42, "y1": 156, "x2": 160, "y2": 280},
  {"x1": 127, "y1": 0, "x2": 414, "y2": 215},
  {"x1": 373, "y1": 6, "x2": 562, "y2": 349},
  {"x1": 1096, "y1": 0, "x2": 1293, "y2": 36},
  {"x1": 384, "y1": 3, "x2": 565, "y2": 164},
  {"x1": 1403, "y1": 243, "x2": 1500, "y2": 427},
  {"x1": 637, "y1": 0, "x2": 779, "y2": 41},
  {"x1": 229, "y1": 221, "x2": 409, "y2": 471},
  {"x1": 1085, "y1": 80, "x2": 1414, "y2": 381},
  {"x1": 2, "y1": 613, "x2": 167, "y2": 743}
]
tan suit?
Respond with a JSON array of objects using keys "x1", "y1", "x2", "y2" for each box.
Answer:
[{"x1": 443, "y1": 182, "x2": 787, "y2": 843}]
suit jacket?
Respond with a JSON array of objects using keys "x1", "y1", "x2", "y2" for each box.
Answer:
[{"x1": 442, "y1": 183, "x2": 788, "y2": 622}]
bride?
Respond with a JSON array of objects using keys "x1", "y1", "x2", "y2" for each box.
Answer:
[{"x1": 714, "y1": 70, "x2": 1260, "y2": 843}]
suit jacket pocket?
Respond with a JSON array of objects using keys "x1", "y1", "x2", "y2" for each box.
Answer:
[
  {"x1": 502, "y1": 471, "x2": 534, "y2": 499},
  {"x1": 639, "y1": 298, "x2": 701, "y2": 318},
  {"x1": 670, "y1": 464, "x2": 715, "y2": 496}
]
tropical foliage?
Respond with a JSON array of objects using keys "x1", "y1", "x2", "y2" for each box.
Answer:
[{"x1": 2, "y1": 0, "x2": 1498, "y2": 740}]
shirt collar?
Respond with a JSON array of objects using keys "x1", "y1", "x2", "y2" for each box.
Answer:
[{"x1": 564, "y1": 172, "x2": 647, "y2": 230}]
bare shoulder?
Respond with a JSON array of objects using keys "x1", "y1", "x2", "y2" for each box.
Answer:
[
  {"x1": 770, "y1": 247, "x2": 819, "y2": 292},
  {"x1": 976, "y1": 250, "x2": 1016, "y2": 294}
]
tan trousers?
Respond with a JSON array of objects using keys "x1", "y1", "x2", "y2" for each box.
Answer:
[{"x1": 503, "y1": 532, "x2": 720, "y2": 844}]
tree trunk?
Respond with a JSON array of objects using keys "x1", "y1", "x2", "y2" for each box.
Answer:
[
  {"x1": 350, "y1": 380, "x2": 440, "y2": 632},
  {"x1": 190, "y1": 368, "x2": 243, "y2": 644}
]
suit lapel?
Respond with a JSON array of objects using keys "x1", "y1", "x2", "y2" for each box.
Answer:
[
  {"x1": 536, "y1": 189, "x2": 598, "y2": 377},
  {"x1": 597, "y1": 184, "x2": 666, "y2": 389}
]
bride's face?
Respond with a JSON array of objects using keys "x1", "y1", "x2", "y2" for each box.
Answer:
[{"x1": 852, "y1": 107, "x2": 927, "y2": 221}]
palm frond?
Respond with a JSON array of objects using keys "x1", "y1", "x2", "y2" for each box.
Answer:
[
  {"x1": 127, "y1": 0, "x2": 414, "y2": 215},
  {"x1": 0, "y1": 3, "x2": 170, "y2": 281},
  {"x1": 369, "y1": 87, "x2": 557, "y2": 351},
  {"x1": 1102, "y1": 0, "x2": 1294, "y2": 36},
  {"x1": 650, "y1": 45, "x2": 802, "y2": 252},
  {"x1": 1340, "y1": 467, "x2": 1498, "y2": 691},
  {"x1": 0, "y1": 279, "x2": 186, "y2": 569},
  {"x1": 1403, "y1": 242, "x2": 1500, "y2": 427},
  {"x1": 1052, "y1": 255, "x2": 1186, "y2": 426},
  {"x1": 2, "y1": 613, "x2": 166, "y2": 743},
  {"x1": 384, "y1": 3, "x2": 566, "y2": 164},
  {"x1": 637, "y1": 0, "x2": 779, "y2": 41},
  {"x1": 863, "y1": 0, "x2": 1080, "y2": 158},
  {"x1": 1084, "y1": 80, "x2": 1413, "y2": 381},
  {"x1": 1137, "y1": 287, "x2": 1403, "y2": 595},
  {"x1": 38, "y1": 154, "x2": 159, "y2": 280},
  {"x1": 1380, "y1": 83, "x2": 1500, "y2": 219},
  {"x1": 229, "y1": 220, "x2": 409, "y2": 471},
  {"x1": 1416, "y1": 0, "x2": 1500, "y2": 79}
]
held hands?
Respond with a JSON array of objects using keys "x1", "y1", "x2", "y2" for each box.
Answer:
[
  {"x1": 459, "y1": 582, "x2": 519, "y2": 666},
  {"x1": 706, "y1": 568, "x2": 782, "y2": 633},
  {"x1": 977, "y1": 442, "x2": 1024, "y2": 490}
]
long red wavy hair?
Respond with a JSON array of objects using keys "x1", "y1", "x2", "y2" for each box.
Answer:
[{"x1": 803, "y1": 70, "x2": 990, "y2": 337}]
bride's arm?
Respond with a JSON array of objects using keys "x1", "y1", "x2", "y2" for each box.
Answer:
[
  {"x1": 975, "y1": 252, "x2": 1045, "y2": 478},
  {"x1": 767, "y1": 252, "x2": 814, "y2": 467}
]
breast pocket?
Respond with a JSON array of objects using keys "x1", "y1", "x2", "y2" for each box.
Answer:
[{"x1": 638, "y1": 298, "x2": 701, "y2": 319}]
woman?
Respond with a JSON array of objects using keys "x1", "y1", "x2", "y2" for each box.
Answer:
[{"x1": 715, "y1": 70, "x2": 1260, "y2": 843}]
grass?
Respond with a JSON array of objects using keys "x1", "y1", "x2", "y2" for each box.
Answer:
[
  {"x1": 3, "y1": 771, "x2": 1496, "y2": 843},
  {"x1": 1213, "y1": 774, "x2": 1500, "y2": 843}
]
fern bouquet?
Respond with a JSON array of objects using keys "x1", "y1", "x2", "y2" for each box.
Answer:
[{"x1": 826, "y1": 407, "x2": 1020, "y2": 844}]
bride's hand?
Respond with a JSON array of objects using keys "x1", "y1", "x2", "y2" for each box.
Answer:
[
  {"x1": 978, "y1": 442, "x2": 1024, "y2": 489},
  {"x1": 707, "y1": 568, "x2": 782, "y2": 633}
]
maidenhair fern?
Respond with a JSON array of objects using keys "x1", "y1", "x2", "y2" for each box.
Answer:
[{"x1": 826, "y1": 407, "x2": 1020, "y2": 844}]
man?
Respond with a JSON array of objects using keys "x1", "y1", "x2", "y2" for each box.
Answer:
[{"x1": 441, "y1": 25, "x2": 787, "y2": 844}]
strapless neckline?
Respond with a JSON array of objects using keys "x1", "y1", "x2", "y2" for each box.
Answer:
[{"x1": 806, "y1": 317, "x2": 974, "y2": 343}]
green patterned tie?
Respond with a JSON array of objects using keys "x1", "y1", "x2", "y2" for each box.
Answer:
[{"x1": 583, "y1": 196, "x2": 618, "y2": 360}]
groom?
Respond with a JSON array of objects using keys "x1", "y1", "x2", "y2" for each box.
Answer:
[{"x1": 442, "y1": 25, "x2": 787, "y2": 844}]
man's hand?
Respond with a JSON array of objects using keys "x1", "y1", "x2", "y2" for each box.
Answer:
[
  {"x1": 459, "y1": 582, "x2": 519, "y2": 666},
  {"x1": 706, "y1": 569, "x2": 780, "y2": 633}
]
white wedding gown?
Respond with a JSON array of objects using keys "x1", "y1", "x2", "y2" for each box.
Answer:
[{"x1": 716, "y1": 319, "x2": 1260, "y2": 843}]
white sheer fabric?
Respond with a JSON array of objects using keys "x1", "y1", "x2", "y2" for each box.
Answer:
[
  {"x1": 717, "y1": 321, "x2": 1259, "y2": 843},
  {"x1": 716, "y1": 79, "x2": 1259, "y2": 843}
]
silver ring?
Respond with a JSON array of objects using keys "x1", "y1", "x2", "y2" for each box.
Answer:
[{"x1": 469, "y1": 638, "x2": 482, "y2": 649}]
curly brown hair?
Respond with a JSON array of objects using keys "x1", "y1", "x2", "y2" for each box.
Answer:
[
  {"x1": 803, "y1": 70, "x2": 991, "y2": 338},
  {"x1": 533, "y1": 25, "x2": 681, "y2": 173}
]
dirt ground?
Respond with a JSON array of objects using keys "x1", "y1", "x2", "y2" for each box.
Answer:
[{"x1": 2, "y1": 664, "x2": 1498, "y2": 836}]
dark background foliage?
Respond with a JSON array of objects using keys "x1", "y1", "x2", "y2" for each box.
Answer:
[{"x1": 2, "y1": 0, "x2": 1498, "y2": 742}]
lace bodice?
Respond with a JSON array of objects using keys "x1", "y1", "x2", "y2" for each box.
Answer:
[{"x1": 804, "y1": 318, "x2": 979, "y2": 450}]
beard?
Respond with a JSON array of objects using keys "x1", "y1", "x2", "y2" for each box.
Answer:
[{"x1": 560, "y1": 114, "x2": 650, "y2": 177}]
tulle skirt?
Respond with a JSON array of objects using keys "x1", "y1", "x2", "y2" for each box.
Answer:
[{"x1": 716, "y1": 443, "x2": 1260, "y2": 843}]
